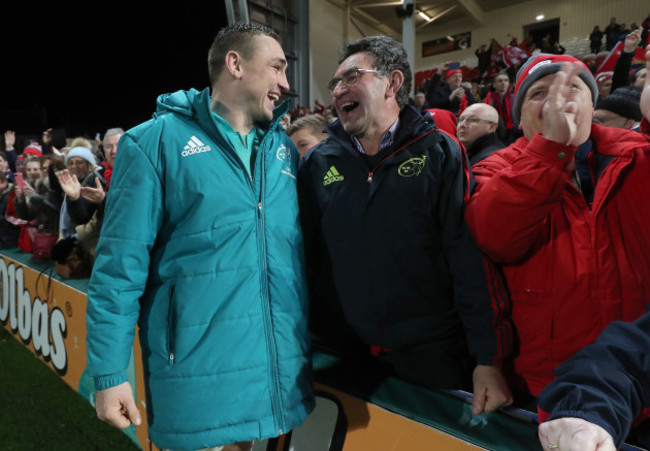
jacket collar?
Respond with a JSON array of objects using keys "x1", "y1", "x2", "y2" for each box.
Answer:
[{"x1": 324, "y1": 105, "x2": 434, "y2": 157}]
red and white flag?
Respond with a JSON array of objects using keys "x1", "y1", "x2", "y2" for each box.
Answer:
[{"x1": 500, "y1": 45, "x2": 530, "y2": 67}]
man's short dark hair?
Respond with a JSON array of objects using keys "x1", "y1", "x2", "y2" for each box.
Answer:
[
  {"x1": 338, "y1": 35, "x2": 412, "y2": 109},
  {"x1": 207, "y1": 23, "x2": 282, "y2": 86}
]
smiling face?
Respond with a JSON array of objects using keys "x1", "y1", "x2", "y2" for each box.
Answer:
[
  {"x1": 67, "y1": 157, "x2": 89, "y2": 179},
  {"x1": 239, "y1": 35, "x2": 289, "y2": 123},
  {"x1": 519, "y1": 72, "x2": 593, "y2": 146},
  {"x1": 331, "y1": 52, "x2": 389, "y2": 138}
]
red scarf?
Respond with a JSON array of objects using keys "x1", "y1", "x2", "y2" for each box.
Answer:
[
  {"x1": 458, "y1": 94, "x2": 469, "y2": 117},
  {"x1": 483, "y1": 88, "x2": 515, "y2": 130}
]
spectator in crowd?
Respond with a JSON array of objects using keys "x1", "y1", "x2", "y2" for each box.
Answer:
[
  {"x1": 323, "y1": 106, "x2": 337, "y2": 123},
  {"x1": 475, "y1": 43, "x2": 491, "y2": 76},
  {"x1": 596, "y1": 72, "x2": 613, "y2": 99},
  {"x1": 56, "y1": 147, "x2": 105, "y2": 248},
  {"x1": 456, "y1": 103, "x2": 504, "y2": 166},
  {"x1": 537, "y1": 313, "x2": 650, "y2": 451},
  {"x1": 40, "y1": 128, "x2": 65, "y2": 156},
  {"x1": 428, "y1": 66, "x2": 476, "y2": 116},
  {"x1": 466, "y1": 51, "x2": 650, "y2": 427},
  {"x1": 612, "y1": 28, "x2": 644, "y2": 92},
  {"x1": 590, "y1": 25, "x2": 604, "y2": 54},
  {"x1": 86, "y1": 23, "x2": 313, "y2": 451},
  {"x1": 0, "y1": 171, "x2": 19, "y2": 249},
  {"x1": 14, "y1": 155, "x2": 25, "y2": 177},
  {"x1": 616, "y1": 23, "x2": 631, "y2": 44},
  {"x1": 483, "y1": 72, "x2": 520, "y2": 144},
  {"x1": 593, "y1": 86, "x2": 643, "y2": 131},
  {"x1": 0, "y1": 153, "x2": 12, "y2": 183},
  {"x1": 3, "y1": 131, "x2": 18, "y2": 172},
  {"x1": 551, "y1": 42, "x2": 565, "y2": 55},
  {"x1": 540, "y1": 34, "x2": 554, "y2": 54},
  {"x1": 64, "y1": 137, "x2": 94, "y2": 155},
  {"x1": 23, "y1": 157, "x2": 42, "y2": 185},
  {"x1": 605, "y1": 17, "x2": 620, "y2": 50},
  {"x1": 13, "y1": 155, "x2": 63, "y2": 243},
  {"x1": 98, "y1": 128, "x2": 123, "y2": 191},
  {"x1": 412, "y1": 90, "x2": 429, "y2": 111},
  {"x1": 287, "y1": 114, "x2": 328, "y2": 157},
  {"x1": 423, "y1": 69, "x2": 444, "y2": 106},
  {"x1": 299, "y1": 35, "x2": 513, "y2": 416},
  {"x1": 280, "y1": 110, "x2": 292, "y2": 130},
  {"x1": 485, "y1": 59, "x2": 502, "y2": 82}
]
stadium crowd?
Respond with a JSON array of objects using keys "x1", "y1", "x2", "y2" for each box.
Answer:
[{"x1": 1, "y1": 12, "x2": 650, "y2": 451}]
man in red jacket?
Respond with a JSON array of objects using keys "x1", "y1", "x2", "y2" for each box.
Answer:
[{"x1": 466, "y1": 50, "x2": 650, "y2": 405}]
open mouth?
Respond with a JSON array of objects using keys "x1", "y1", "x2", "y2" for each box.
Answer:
[
  {"x1": 340, "y1": 101, "x2": 359, "y2": 113},
  {"x1": 268, "y1": 92, "x2": 280, "y2": 104}
]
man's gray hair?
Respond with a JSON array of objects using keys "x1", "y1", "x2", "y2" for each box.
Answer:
[
  {"x1": 339, "y1": 35, "x2": 412, "y2": 108},
  {"x1": 103, "y1": 128, "x2": 124, "y2": 146}
]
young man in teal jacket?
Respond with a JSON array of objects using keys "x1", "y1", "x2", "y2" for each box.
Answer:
[{"x1": 86, "y1": 23, "x2": 314, "y2": 451}]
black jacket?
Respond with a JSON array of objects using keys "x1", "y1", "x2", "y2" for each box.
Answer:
[
  {"x1": 298, "y1": 106, "x2": 511, "y2": 370},
  {"x1": 538, "y1": 313, "x2": 650, "y2": 448},
  {"x1": 428, "y1": 83, "x2": 476, "y2": 115},
  {"x1": 465, "y1": 132, "x2": 504, "y2": 167}
]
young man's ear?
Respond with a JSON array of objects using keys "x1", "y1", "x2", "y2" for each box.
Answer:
[{"x1": 225, "y1": 51, "x2": 244, "y2": 79}]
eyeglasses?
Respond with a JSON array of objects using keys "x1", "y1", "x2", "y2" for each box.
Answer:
[
  {"x1": 327, "y1": 68, "x2": 380, "y2": 94},
  {"x1": 457, "y1": 117, "x2": 495, "y2": 125},
  {"x1": 592, "y1": 114, "x2": 624, "y2": 126}
]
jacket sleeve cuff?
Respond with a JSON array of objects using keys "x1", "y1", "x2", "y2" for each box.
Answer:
[
  {"x1": 94, "y1": 371, "x2": 128, "y2": 391},
  {"x1": 475, "y1": 354, "x2": 502, "y2": 367},
  {"x1": 525, "y1": 133, "x2": 578, "y2": 169},
  {"x1": 546, "y1": 410, "x2": 621, "y2": 448}
]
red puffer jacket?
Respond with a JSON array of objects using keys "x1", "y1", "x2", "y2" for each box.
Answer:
[{"x1": 466, "y1": 123, "x2": 650, "y2": 396}]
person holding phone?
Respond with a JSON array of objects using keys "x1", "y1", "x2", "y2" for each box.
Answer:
[{"x1": 428, "y1": 61, "x2": 476, "y2": 116}]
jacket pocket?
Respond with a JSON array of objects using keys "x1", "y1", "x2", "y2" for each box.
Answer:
[{"x1": 167, "y1": 285, "x2": 176, "y2": 365}]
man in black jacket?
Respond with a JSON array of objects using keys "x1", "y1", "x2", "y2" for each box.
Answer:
[
  {"x1": 456, "y1": 103, "x2": 504, "y2": 166},
  {"x1": 298, "y1": 35, "x2": 513, "y2": 415},
  {"x1": 537, "y1": 314, "x2": 650, "y2": 451}
]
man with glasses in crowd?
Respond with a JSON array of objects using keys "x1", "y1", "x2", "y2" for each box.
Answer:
[
  {"x1": 456, "y1": 103, "x2": 504, "y2": 166},
  {"x1": 298, "y1": 35, "x2": 513, "y2": 415}
]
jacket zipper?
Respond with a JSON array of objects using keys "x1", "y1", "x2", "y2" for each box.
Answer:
[
  {"x1": 367, "y1": 127, "x2": 438, "y2": 183},
  {"x1": 167, "y1": 285, "x2": 176, "y2": 365},
  {"x1": 254, "y1": 143, "x2": 285, "y2": 434}
]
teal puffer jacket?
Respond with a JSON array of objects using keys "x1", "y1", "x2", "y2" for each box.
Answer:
[{"x1": 86, "y1": 88, "x2": 314, "y2": 450}]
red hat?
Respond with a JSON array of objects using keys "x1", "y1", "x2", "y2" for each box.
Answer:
[
  {"x1": 446, "y1": 69, "x2": 461, "y2": 79},
  {"x1": 513, "y1": 53, "x2": 597, "y2": 121},
  {"x1": 23, "y1": 142, "x2": 43, "y2": 158},
  {"x1": 595, "y1": 71, "x2": 613, "y2": 86}
]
